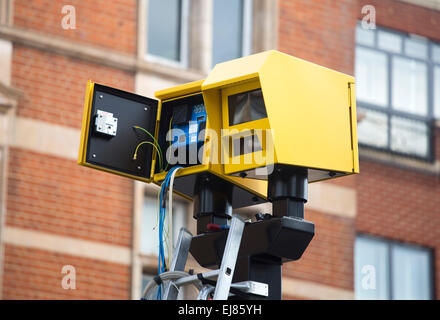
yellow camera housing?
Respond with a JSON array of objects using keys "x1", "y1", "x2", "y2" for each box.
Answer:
[
  {"x1": 78, "y1": 50, "x2": 358, "y2": 208},
  {"x1": 152, "y1": 80, "x2": 268, "y2": 206},
  {"x1": 203, "y1": 50, "x2": 359, "y2": 182}
]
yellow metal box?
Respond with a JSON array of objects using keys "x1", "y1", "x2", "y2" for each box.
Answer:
[
  {"x1": 78, "y1": 50, "x2": 359, "y2": 206},
  {"x1": 202, "y1": 50, "x2": 359, "y2": 182}
]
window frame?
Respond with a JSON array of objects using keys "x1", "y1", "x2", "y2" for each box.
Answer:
[
  {"x1": 211, "y1": 0, "x2": 254, "y2": 67},
  {"x1": 140, "y1": 193, "x2": 188, "y2": 257},
  {"x1": 241, "y1": 0, "x2": 253, "y2": 58},
  {"x1": 139, "y1": 0, "x2": 277, "y2": 73},
  {"x1": 138, "y1": 192, "x2": 189, "y2": 299},
  {"x1": 145, "y1": 0, "x2": 190, "y2": 69},
  {"x1": 355, "y1": 23, "x2": 438, "y2": 162},
  {"x1": 355, "y1": 234, "x2": 435, "y2": 300}
]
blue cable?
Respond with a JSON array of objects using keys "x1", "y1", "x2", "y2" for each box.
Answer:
[
  {"x1": 157, "y1": 174, "x2": 169, "y2": 299},
  {"x1": 156, "y1": 166, "x2": 182, "y2": 300},
  {"x1": 157, "y1": 182, "x2": 167, "y2": 299}
]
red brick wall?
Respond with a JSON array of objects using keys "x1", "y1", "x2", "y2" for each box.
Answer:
[
  {"x1": 6, "y1": 148, "x2": 133, "y2": 247},
  {"x1": 3, "y1": 0, "x2": 439, "y2": 301},
  {"x1": 278, "y1": 0, "x2": 359, "y2": 296},
  {"x1": 354, "y1": 0, "x2": 440, "y2": 299},
  {"x1": 2, "y1": 244, "x2": 130, "y2": 299},
  {"x1": 13, "y1": 0, "x2": 137, "y2": 54},
  {"x1": 12, "y1": 46, "x2": 134, "y2": 129},
  {"x1": 284, "y1": 209, "x2": 355, "y2": 291},
  {"x1": 278, "y1": 0, "x2": 358, "y2": 75},
  {"x1": 356, "y1": 160, "x2": 440, "y2": 298},
  {"x1": 279, "y1": 0, "x2": 440, "y2": 300},
  {"x1": 357, "y1": 0, "x2": 440, "y2": 42},
  {"x1": 7, "y1": 44, "x2": 136, "y2": 247},
  {"x1": 3, "y1": 1, "x2": 137, "y2": 299}
]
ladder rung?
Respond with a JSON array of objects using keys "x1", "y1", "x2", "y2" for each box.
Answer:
[{"x1": 173, "y1": 269, "x2": 219, "y2": 287}]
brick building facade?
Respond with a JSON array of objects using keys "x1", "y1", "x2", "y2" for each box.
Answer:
[{"x1": 0, "y1": 0, "x2": 438, "y2": 300}]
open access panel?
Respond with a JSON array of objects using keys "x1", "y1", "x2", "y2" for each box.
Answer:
[
  {"x1": 78, "y1": 80, "x2": 268, "y2": 208},
  {"x1": 78, "y1": 81, "x2": 209, "y2": 181},
  {"x1": 78, "y1": 81, "x2": 159, "y2": 182}
]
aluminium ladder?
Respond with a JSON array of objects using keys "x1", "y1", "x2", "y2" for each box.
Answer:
[{"x1": 160, "y1": 215, "x2": 268, "y2": 300}]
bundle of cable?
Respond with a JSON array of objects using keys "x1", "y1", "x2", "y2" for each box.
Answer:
[{"x1": 156, "y1": 166, "x2": 182, "y2": 299}]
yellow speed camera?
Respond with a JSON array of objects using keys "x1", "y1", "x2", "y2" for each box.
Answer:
[
  {"x1": 202, "y1": 50, "x2": 359, "y2": 182},
  {"x1": 78, "y1": 50, "x2": 359, "y2": 209}
]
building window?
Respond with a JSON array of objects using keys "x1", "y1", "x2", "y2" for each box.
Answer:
[
  {"x1": 140, "y1": 194, "x2": 187, "y2": 299},
  {"x1": 141, "y1": 195, "x2": 187, "y2": 256},
  {"x1": 141, "y1": 0, "x2": 276, "y2": 72},
  {"x1": 146, "y1": 0, "x2": 189, "y2": 67},
  {"x1": 355, "y1": 24, "x2": 438, "y2": 160},
  {"x1": 212, "y1": 0, "x2": 253, "y2": 66},
  {"x1": 141, "y1": 272, "x2": 154, "y2": 296},
  {"x1": 355, "y1": 235, "x2": 433, "y2": 300}
]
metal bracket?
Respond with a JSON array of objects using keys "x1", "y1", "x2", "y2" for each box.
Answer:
[{"x1": 231, "y1": 281, "x2": 269, "y2": 297}]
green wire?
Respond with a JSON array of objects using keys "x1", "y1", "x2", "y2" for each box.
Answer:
[
  {"x1": 133, "y1": 126, "x2": 164, "y2": 171},
  {"x1": 133, "y1": 126, "x2": 160, "y2": 147},
  {"x1": 134, "y1": 141, "x2": 163, "y2": 172}
]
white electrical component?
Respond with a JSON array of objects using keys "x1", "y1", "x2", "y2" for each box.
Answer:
[{"x1": 95, "y1": 109, "x2": 118, "y2": 137}]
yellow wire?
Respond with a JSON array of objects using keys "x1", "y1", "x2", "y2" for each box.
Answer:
[
  {"x1": 133, "y1": 126, "x2": 162, "y2": 157},
  {"x1": 152, "y1": 116, "x2": 175, "y2": 269},
  {"x1": 134, "y1": 141, "x2": 163, "y2": 171},
  {"x1": 133, "y1": 126, "x2": 164, "y2": 172}
]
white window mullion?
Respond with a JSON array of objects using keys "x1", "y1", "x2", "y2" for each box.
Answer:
[
  {"x1": 242, "y1": 0, "x2": 253, "y2": 57},
  {"x1": 211, "y1": 0, "x2": 253, "y2": 67},
  {"x1": 180, "y1": 0, "x2": 190, "y2": 69},
  {"x1": 145, "y1": 0, "x2": 189, "y2": 68}
]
